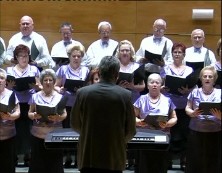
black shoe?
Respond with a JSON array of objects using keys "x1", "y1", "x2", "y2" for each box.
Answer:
[
  {"x1": 168, "y1": 161, "x2": 173, "y2": 170},
  {"x1": 180, "y1": 162, "x2": 186, "y2": 171},
  {"x1": 126, "y1": 164, "x2": 135, "y2": 171},
  {"x1": 24, "y1": 161, "x2": 30, "y2": 167},
  {"x1": 24, "y1": 153, "x2": 30, "y2": 167},
  {"x1": 64, "y1": 160, "x2": 72, "y2": 168},
  {"x1": 73, "y1": 163, "x2": 77, "y2": 168}
]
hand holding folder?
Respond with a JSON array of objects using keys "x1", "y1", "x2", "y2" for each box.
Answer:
[
  {"x1": 35, "y1": 96, "x2": 68, "y2": 122},
  {"x1": 7, "y1": 75, "x2": 36, "y2": 91},
  {"x1": 64, "y1": 79, "x2": 85, "y2": 93},
  {"x1": 199, "y1": 102, "x2": 221, "y2": 115},
  {"x1": 36, "y1": 105, "x2": 57, "y2": 121},
  {"x1": 117, "y1": 64, "x2": 145, "y2": 84},
  {"x1": 144, "y1": 50, "x2": 163, "y2": 65},
  {"x1": 165, "y1": 70, "x2": 200, "y2": 95},
  {"x1": 143, "y1": 115, "x2": 168, "y2": 129},
  {"x1": 117, "y1": 72, "x2": 134, "y2": 84},
  {"x1": 0, "y1": 92, "x2": 16, "y2": 114}
]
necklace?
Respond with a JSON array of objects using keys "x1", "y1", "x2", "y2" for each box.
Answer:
[
  {"x1": 42, "y1": 90, "x2": 53, "y2": 97},
  {"x1": 148, "y1": 94, "x2": 160, "y2": 104},
  {"x1": 16, "y1": 65, "x2": 27, "y2": 73},
  {"x1": 172, "y1": 64, "x2": 185, "y2": 74},
  {"x1": 202, "y1": 88, "x2": 214, "y2": 95}
]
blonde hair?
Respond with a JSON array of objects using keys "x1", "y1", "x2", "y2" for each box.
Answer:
[
  {"x1": 0, "y1": 68, "x2": 7, "y2": 79},
  {"x1": 66, "y1": 43, "x2": 85, "y2": 57},
  {"x1": 216, "y1": 38, "x2": 221, "y2": 56},
  {"x1": 199, "y1": 66, "x2": 218, "y2": 83},
  {"x1": 116, "y1": 40, "x2": 136, "y2": 62}
]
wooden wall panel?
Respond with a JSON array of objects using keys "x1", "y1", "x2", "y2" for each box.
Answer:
[{"x1": 0, "y1": 0, "x2": 221, "y2": 53}]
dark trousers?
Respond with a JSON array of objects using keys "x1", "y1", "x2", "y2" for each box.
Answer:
[
  {"x1": 28, "y1": 135, "x2": 64, "y2": 173},
  {"x1": 15, "y1": 103, "x2": 31, "y2": 156},
  {"x1": 0, "y1": 137, "x2": 16, "y2": 173},
  {"x1": 80, "y1": 168, "x2": 122, "y2": 173},
  {"x1": 63, "y1": 106, "x2": 76, "y2": 164},
  {"x1": 135, "y1": 149, "x2": 169, "y2": 173},
  {"x1": 185, "y1": 130, "x2": 221, "y2": 173},
  {"x1": 169, "y1": 109, "x2": 190, "y2": 160}
]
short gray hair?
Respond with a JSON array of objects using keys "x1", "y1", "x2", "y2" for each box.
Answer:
[
  {"x1": 99, "y1": 56, "x2": 120, "y2": 81},
  {"x1": 40, "y1": 69, "x2": 57, "y2": 85},
  {"x1": 191, "y1": 29, "x2": 205, "y2": 38},
  {"x1": 147, "y1": 73, "x2": 163, "y2": 84},
  {"x1": 98, "y1": 21, "x2": 112, "y2": 31}
]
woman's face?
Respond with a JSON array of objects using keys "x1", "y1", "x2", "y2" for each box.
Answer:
[
  {"x1": 119, "y1": 44, "x2": 131, "y2": 65},
  {"x1": 69, "y1": 50, "x2": 82, "y2": 68},
  {"x1": 93, "y1": 73, "x2": 100, "y2": 84},
  {"x1": 42, "y1": 75, "x2": 54, "y2": 91},
  {"x1": 147, "y1": 77, "x2": 162, "y2": 94},
  {"x1": 201, "y1": 69, "x2": 215, "y2": 87},
  {"x1": 0, "y1": 74, "x2": 6, "y2": 90},
  {"x1": 172, "y1": 47, "x2": 184, "y2": 65},
  {"x1": 16, "y1": 51, "x2": 29, "y2": 67}
]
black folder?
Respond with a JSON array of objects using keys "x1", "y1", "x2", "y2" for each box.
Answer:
[
  {"x1": 0, "y1": 103, "x2": 9, "y2": 113},
  {"x1": 52, "y1": 57, "x2": 69, "y2": 65},
  {"x1": 112, "y1": 44, "x2": 118, "y2": 56},
  {"x1": 117, "y1": 64, "x2": 145, "y2": 84},
  {"x1": 186, "y1": 61, "x2": 204, "y2": 71},
  {"x1": 199, "y1": 102, "x2": 221, "y2": 115},
  {"x1": 134, "y1": 64, "x2": 145, "y2": 84},
  {"x1": 36, "y1": 96, "x2": 68, "y2": 121},
  {"x1": 145, "y1": 50, "x2": 163, "y2": 65},
  {"x1": 31, "y1": 41, "x2": 39, "y2": 60},
  {"x1": 0, "y1": 92, "x2": 16, "y2": 113},
  {"x1": 144, "y1": 115, "x2": 168, "y2": 128},
  {"x1": 64, "y1": 79, "x2": 85, "y2": 92},
  {"x1": 215, "y1": 70, "x2": 221, "y2": 86},
  {"x1": 117, "y1": 72, "x2": 134, "y2": 84},
  {"x1": 56, "y1": 95, "x2": 68, "y2": 115},
  {"x1": 0, "y1": 40, "x2": 5, "y2": 56},
  {"x1": 7, "y1": 75, "x2": 36, "y2": 91},
  {"x1": 36, "y1": 105, "x2": 57, "y2": 121},
  {"x1": 165, "y1": 70, "x2": 200, "y2": 95}
]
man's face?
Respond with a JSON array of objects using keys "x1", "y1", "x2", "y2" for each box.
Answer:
[
  {"x1": 20, "y1": 17, "x2": 34, "y2": 36},
  {"x1": 61, "y1": 26, "x2": 72, "y2": 42},
  {"x1": 99, "y1": 25, "x2": 111, "y2": 42},
  {"x1": 191, "y1": 31, "x2": 205, "y2": 48},
  {"x1": 153, "y1": 24, "x2": 165, "y2": 38}
]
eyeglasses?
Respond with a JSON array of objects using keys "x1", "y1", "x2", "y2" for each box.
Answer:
[
  {"x1": 100, "y1": 31, "x2": 110, "y2": 35},
  {"x1": 172, "y1": 51, "x2": 183, "y2": 55},
  {"x1": 17, "y1": 54, "x2": 29, "y2": 58},
  {"x1": 21, "y1": 22, "x2": 31, "y2": 26},
  {"x1": 153, "y1": 28, "x2": 165, "y2": 33},
  {"x1": 192, "y1": 36, "x2": 203, "y2": 40},
  {"x1": 43, "y1": 79, "x2": 54, "y2": 83},
  {"x1": 62, "y1": 32, "x2": 72, "y2": 36}
]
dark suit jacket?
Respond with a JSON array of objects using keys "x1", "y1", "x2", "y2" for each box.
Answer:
[{"x1": 70, "y1": 81, "x2": 136, "y2": 171}]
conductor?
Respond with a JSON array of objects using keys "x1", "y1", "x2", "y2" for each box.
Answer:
[{"x1": 70, "y1": 56, "x2": 136, "y2": 173}]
